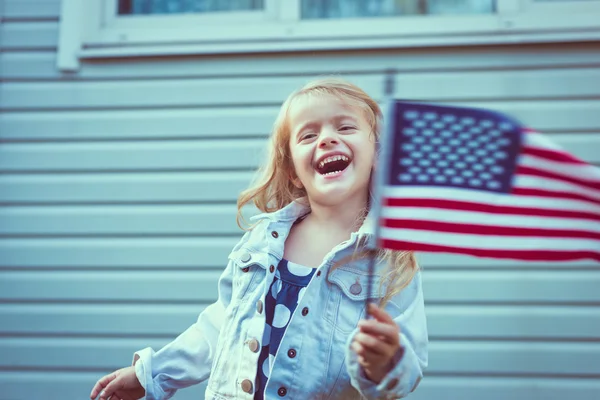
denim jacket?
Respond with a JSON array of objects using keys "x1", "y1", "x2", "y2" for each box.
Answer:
[{"x1": 133, "y1": 200, "x2": 428, "y2": 400}]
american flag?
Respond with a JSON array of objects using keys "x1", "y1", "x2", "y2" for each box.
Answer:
[{"x1": 374, "y1": 101, "x2": 600, "y2": 262}]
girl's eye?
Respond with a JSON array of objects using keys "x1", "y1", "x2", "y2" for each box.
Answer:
[
  {"x1": 301, "y1": 133, "x2": 316, "y2": 141},
  {"x1": 339, "y1": 126, "x2": 356, "y2": 132}
]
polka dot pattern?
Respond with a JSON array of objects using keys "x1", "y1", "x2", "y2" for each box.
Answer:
[{"x1": 253, "y1": 258, "x2": 316, "y2": 400}]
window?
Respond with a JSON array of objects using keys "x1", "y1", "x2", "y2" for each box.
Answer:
[
  {"x1": 57, "y1": 0, "x2": 600, "y2": 70},
  {"x1": 117, "y1": 0, "x2": 265, "y2": 15},
  {"x1": 301, "y1": 0, "x2": 495, "y2": 19}
]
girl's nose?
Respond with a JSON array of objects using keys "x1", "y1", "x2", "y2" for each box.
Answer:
[{"x1": 319, "y1": 136, "x2": 339, "y2": 148}]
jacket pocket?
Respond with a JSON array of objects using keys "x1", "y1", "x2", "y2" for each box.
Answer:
[
  {"x1": 228, "y1": 247, "x2": 265, "y2": 304},
  {"x1": 323, "y1": 268, "x2": 379, "y2": 335}
]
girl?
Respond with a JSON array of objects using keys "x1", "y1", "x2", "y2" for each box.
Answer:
[{"x1": 90, "y1": 78, "x2": 428, "y2": 400}]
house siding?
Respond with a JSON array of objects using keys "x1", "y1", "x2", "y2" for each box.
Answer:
[{"x1": 1, "y1": 1, "x2": 599, "y2": 399}]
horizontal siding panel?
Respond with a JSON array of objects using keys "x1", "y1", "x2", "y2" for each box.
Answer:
[
  {"x1": 0, "y1": 238, "x2": 239, "y2": 268},
  {"x1": 2, "y1": 0, "x2": 61, "y2": 19},
  {"x1": 0, "y1": 372, "x2": 206, "y2": 400},
  {"x1": 1, "y1": 238, "x2": 596, "y2": 269},
  {"x1": 409, "y1": 377, "x2": 600, "y2": 400},
  {"x1": 4, "y1": 45, "x2": 600, "y2": 80},
  {"x1": 0, "y1": 106, "x2": 279, "y2": 140},
  {"x1": 0, "y1": 134, "x2": 596, "y2": 173},
  {"x1": 3, "y1": 69, "x2": 600, "y2": 110},
  {"x1": 2, "y1": 338, "x2": 599, "y2": 376},
  {"x1": 0, "y1": 139, "x2": 266, "y2": 172},
  {"x1": 2, "y1": 101, "x2": 599, "y2": 141},
  {"x1": 0, "y1": 22, "x2": 58, "y2": 50},
  {"x1": 2, "y1": 270, "x2": 600, "y2": 304},
  {"x1": 0, "y1": 205, "x2": 248, "y2": 235},
  {"x1": 1, "y1": 374, "x2": 597, "y2": 400},
  {"x1": 0, "y1": 75, "x2": 381, "y2": 109},
  {"x1": 0, "y1": 172, "x2": 252, "y2": 203},
  {"x1": 2, "y1": 304, "x2": 598, "y2": 339}
]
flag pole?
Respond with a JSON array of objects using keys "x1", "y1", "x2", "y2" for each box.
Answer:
[{"x1": 366, "y1": 69, "x2": 396, "y2": 316}]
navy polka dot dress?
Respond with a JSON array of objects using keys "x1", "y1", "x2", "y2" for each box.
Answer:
[{"x1": 254, "y1": 258, "x2": 316, "y2": 400}]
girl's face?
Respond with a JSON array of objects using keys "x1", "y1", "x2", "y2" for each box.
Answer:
[{"x1": 288, "y1": 94, "x2": 376, "y2": 207}]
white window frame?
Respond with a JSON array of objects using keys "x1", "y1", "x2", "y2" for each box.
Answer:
[{"x1": 58, "y1": 0, "x2": 600, "y2": 71}]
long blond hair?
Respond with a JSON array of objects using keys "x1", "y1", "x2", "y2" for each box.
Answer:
[{"x1": 237, "y1": 77, "x2": 419, "y2": 307}]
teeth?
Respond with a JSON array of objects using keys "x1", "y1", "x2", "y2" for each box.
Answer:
[{"x1": 317, "y1": 155, "x2": 349, "y2": 169}]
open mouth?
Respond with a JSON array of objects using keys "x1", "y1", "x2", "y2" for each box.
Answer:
[{"x1": 315, "y1": 155, "x2": 351, "y2": 176}]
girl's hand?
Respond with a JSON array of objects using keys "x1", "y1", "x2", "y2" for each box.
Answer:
[
  {"x1": 90, "y1": 366, "x2": 145, "y2": 400},
  {"x1": 351, "y1": 303, "x2": 401, "y2": 384}
]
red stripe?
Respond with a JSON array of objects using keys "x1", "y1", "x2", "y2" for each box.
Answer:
[
  {"x1": 382, "y1": 218, "x2": 600, "y2": 240},
  {"x1": 383, "y1": 198, "x2": 600, "y2": 222},
  {"x1": 380, "y1": 239, "x2": 600, "y2": 262},
  {"x1": 522, "y1": 146, "x2": 586, "y2": 165},
  {"x1": 512, "y1": 187, "x2": 600, "y2": 207},
  {"x1": 517, "y1": 165, "x2": 600, "y2": 192}
]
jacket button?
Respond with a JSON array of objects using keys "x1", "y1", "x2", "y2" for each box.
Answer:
[
  {"x1": 240, "y1": 251, "x2": 252, "y2": 263},
  {"x1": 269, "y1": 264, "x2": 275, "y2": 273},
  {"x1": 287, "y1": 349, "x2": 296, "y2": 358},
  {"x1": 350, "y1": 282, "x2": 362, "y2": 295},
  {"x1": 242, "y1": 267, "x2": 250, "y2": 273},
  {"x1": 301, "y1": 307, "x2": 309, "y2": 316},
  {"x1": 316, "y1": 270, "x2": 321, "y2": 277},
  {"x1": 256, "y1": 300, "x2": 263, "y2": 314},
  {"x1": 277, "y1": 387, "x2": 287, "y2": 396},
  {"x1": 271, "y1": 231, "x2": 279, "y2": 238},
  {"x1": 248, "y1": 338, "x2": 259, "y2": 353},
  {"x1": 241, "y1": 379, "x2": 253, "y2": 394}
]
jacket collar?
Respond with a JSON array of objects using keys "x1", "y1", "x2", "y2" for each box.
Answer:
[{"x1": 250, "y1": 198, "x2": 377, "y2": 247}]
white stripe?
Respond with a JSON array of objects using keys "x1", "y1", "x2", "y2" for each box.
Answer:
[
  {"x1": 380, "y1": 227, "x2": 599, "y2": 252},
  {"x1": 520, "y1": 154, "x2": 600, "y2": 184},
  {"x1": 382, "y1": 186, "x2": 600, "y2": 214},
  {"x1": 514, "y1": 175, "x2": 600, "y2": 203},
  {"x1": 524, "y1": 131, "x2": 566, "y2": 152},
  {"x1": 381, "y1": 207, "x2": 600, "y2": 234}
]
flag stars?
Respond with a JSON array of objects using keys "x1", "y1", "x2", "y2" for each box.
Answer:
[
  {"x1": 399, "y1": 173, "x2": 412, "y2": 182},
  {"x1": 487, "y1": 180, "x2": 501, "y2": 189},
  {"x1": 395, "y1": 107, "x2": 518, "y2": 193}
]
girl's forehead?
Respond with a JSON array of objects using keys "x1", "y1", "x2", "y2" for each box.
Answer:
[{"x1": 288, "y1": 93, "x2": 366, "y2": 125}]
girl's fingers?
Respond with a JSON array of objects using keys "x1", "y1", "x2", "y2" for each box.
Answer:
[
  {"x1": 355, "y1": 332, "x2": 394, "y2": 356},
  {"x1": 359, "y1": 320, "x2": 399, "y2": 345},
  {"x1": 91, "y1": 373, "x2": 117, "y2": 399}
]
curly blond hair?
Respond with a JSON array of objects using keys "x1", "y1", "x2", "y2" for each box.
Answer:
[{"x1": 237, "y1": 77, "x2": 419, "y2": 307}]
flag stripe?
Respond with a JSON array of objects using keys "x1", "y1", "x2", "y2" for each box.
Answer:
[
  {"x1": 519, "y1": 154, "x2": 600, "y2": 183},
  {"x1": 380, "y1": 239, "x2": 600, "y2": 262},
  {"x1": 383, "y1": 198, "x2": 600, "y2": 222},
  {"x1": 382, "y1": 206, "x2": 600, "y2": 229},
  {"x1": 383, "y1": 186, "x2": 600, "y2": 215},
  {"x1": 521, "y1": 145, "x2": 586, "y2": 165},
  {"x1": 514, "y1": 175, "x2": 600, "y2": 205},
  {"x1": 382, "y1": 218, "x2": 600, "y2": 240},
  {"x1": 512, "y1": 187, "x2": 600, "y2": 207},
  {"x1": 517, "y1": 165, "x2": 600, "y2": 192},
  {"x1": 380, "y1": 227, "x2": 599, "y2": 252}
]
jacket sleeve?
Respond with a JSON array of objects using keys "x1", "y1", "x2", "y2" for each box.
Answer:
[
  {"x1": 345, "y1": 270, "x2": 428, "y2": 399},
  {"x1": 131, "y1": 232, "x2": 250, "y2": 400}
]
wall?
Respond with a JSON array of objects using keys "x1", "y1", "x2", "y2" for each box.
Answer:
[{"x1": 1, "y1": 0, "x2": 600, "y2": 399}]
